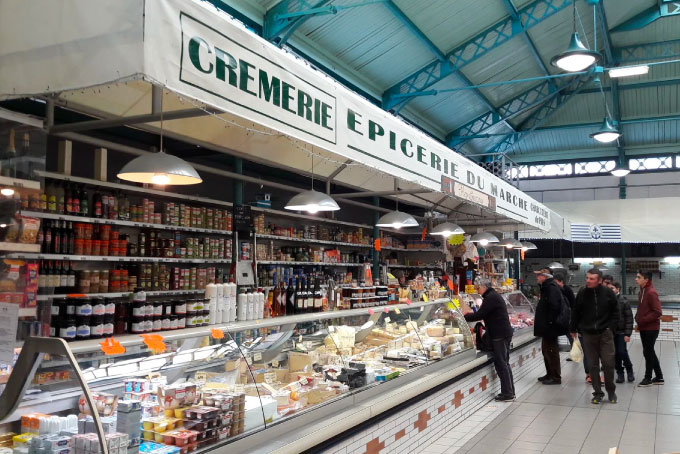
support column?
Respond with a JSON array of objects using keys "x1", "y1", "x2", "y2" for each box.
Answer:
[
  {"x1": 233, "y1": 158, "x2": 243, "y2": 206},
  {"x1": 58, "y1": 140, "x2": 72, "y2": 175},
  {"x1": 513, "y1": 230, "x2": 520, "y2": 282},
  {"x1": 373, "y1": 196, "x2": 380, "y2": 282},
  {"x1": 94, "y1": 148, "x2": 107, "y2": 181}
]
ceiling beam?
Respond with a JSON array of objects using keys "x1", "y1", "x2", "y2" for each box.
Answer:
[
  {"x1": 615, "y1": 38, "x2": 680, "y2": 64},
  {"x1": 381, "y1": 0, "x2": 572, "y2": 112},
  {"x1": 610, "y1": 2, "x2": 680, "y2": 33},
  {"x1": 264, "y1": 0, "x2": 333, "y2": 45}
]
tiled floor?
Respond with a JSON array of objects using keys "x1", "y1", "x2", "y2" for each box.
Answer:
[{"x1": 415, "y1": 340, "x2": 680, "y2": 454}]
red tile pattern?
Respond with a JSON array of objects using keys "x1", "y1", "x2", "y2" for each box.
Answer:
[
  {"x1": 452, "y1": 390, "x2": 464, "y2": 408},
  {"x1": 364, "y1": 437, "x2": 384, "y2": 454},
  {"x1": 414, "y1": 410, "x2": 431, "y2": 432},
  {"x1": 480, "y1": 375, "x2": 489, "y2": 391},
  {"x1": 438, "y1": 404, "x2": 446, "y2": 414},
  {"x1": 395, "y1": 429, "x2": 406, "y2": 441}
]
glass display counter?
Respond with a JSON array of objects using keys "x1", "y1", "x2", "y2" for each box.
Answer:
[{"x1": 0, "y1": 299, "x2": 474, "y2": 454}]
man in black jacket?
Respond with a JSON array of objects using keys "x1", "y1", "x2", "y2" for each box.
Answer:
[
  {"x1": 534, "y1": 268, "x2": 565, "y2": 385},
  {"x1": 570, "y1": 268, "x2": 620, "y2": 404},
  {"x1": 611, "y1": 282, "x2": 634, "y2": 383},
  {"x1": 464, "y1": 278, "x2": 515, "y2": 401}
]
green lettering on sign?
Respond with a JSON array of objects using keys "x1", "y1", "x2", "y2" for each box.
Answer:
[
  {"x1": 258, "y1": 70, "x2": 280, "y2": 106},
  {"x1": 189, "y1": 37, "x2": 213, "y2": 74}
]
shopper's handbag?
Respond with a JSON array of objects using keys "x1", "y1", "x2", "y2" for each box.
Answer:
[
  {"x1": 473, "y1": 322, "x2": 492, "y2": 352},
  {"x1": 569, "y1": 337, "x2": 583, "y2": 363}
]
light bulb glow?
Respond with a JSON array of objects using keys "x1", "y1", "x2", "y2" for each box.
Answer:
[
  {"x1": 554, "y1": 54, "x2": 597, "y2": 72},
  {"x1": 611, "y1": 167, "x2": 630, "y2": 177},
  {"x1": 151, "y1": 173, "x2": 171, "y2": 185},
  {"x1": 506, "y1": 244, "x2": 514, "y2": 249},
  {"x1": 593, "y1": 132, "x2": 620, "y2": 143},
  {"x1": 479, "y1": 239, "x2": 489, "y2": 246},
  {"x1": 306, "y1": 206, "x2": 319, "y2": 214},
  {"x1": 0, "y1": 224, "x2": 7, "y2": 228},
  {"x1": 0, "y1": 188, "x2": 14, "y2": 197}
]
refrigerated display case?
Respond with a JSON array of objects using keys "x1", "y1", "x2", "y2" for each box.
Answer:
[
  {"x1": 503, "y1": 291, "x2": 536, "y2": 343},
  {"x1": 0, "y1": 299, "x2": 474, "y2": 454}
]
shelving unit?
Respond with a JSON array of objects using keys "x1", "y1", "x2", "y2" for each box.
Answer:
[
  {"x1": 255, "y1": 233, "x2": 370, "y2": 249},
  {"x1": 0, "y1": 242, "x2": 41, "y2": 253},
  {"x1": 385, "y1": 264, "x2": 443, "y2": 269},
  {"x1": 3, "y1": 253, "x2": 231, "y2": 263},
  {"x1": 22, "y1": 211, "x2": 232, "y2": 236},
  {"x1": 256, "y1": 260, "x2": 363, "y2": 267},
  {"x1": 36, "y1": 289, "x2": 205, "y2": 301},
  {"x1": 381, "y1": 247, "x2": 443, "y2": 252}
]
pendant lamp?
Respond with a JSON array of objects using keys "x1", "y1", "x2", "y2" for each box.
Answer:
[
  {"x1": 430, "y1": 221, "x2": 464, "y2": 236},
  {"x1": 285, "y1": 155, "x2": 340, "y2": 213},
  {"x1": 547, "y1": 261, "x2": 565, "y2": 270},
  {"x1": 470, "y1": 232, "x2": 499, "y2": 247},
  {"x1": 117, "y1": 92, "x2": 202, "y2": 185},
  {"x1": 285, "y1": 190, "x2": 340, "y2": 213},
  {"x1": 376, "y1": 210, "x2": 419, "y2": 229},
  {"x1": 520, "y1": 241, "x2": 538, "y2": 251},
  {"x1": 590, "y1": 117, "x2": 621, "y2": 143},
  {"x1": 551, "y1": 2, "x2": 600, "y2": 72},
  {"x1": 498, "y1": 238, "x2": 523, "y2": 249},
  {"x1": 610, "y1": 164, "x2": 630, "y2": 177}
]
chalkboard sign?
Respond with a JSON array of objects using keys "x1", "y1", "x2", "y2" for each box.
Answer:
[{"x1": 233, "y1": 205, "x2": 253, "y2": 233}]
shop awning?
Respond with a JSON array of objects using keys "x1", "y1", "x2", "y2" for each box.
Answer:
[{"x1": 0, "y1": 0, "x2": 553, "y2": 231}]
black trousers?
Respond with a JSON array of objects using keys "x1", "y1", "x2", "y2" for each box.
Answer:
[
  {"x1": 614, "y1": 333, "x2": 633, "y2": 375},
  {"x1": 582, "y1": 329, "x2": 616, "y2": 397},
  {"x1": 541, "y1": 336, "x2": 561, "y2": 381},
  {"x1": 640, "y1": 330, "x2": 663, "y2": 380},
  {"x1": 492, "y1": 337, "x2": 515, "y2": 396}
]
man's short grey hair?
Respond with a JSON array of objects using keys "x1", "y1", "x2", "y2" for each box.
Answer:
[{"x1": 477, "y1": 278, "x2": 493, "y2": 289}]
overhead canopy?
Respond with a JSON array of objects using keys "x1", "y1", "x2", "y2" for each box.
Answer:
[{"x1": 0, "y1": 0, "x2": 553, "y2": 231}]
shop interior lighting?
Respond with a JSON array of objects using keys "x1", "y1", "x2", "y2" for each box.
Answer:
[
  {"x1": 470, "y1": 231, "x2": 499, "y2": 246},
  {"x1": 590, "y1": 117, "x2": 622, "y2": 143},
  {"x1": 375, "y1": 210, "x2": 419, "y2": 229},
  {"x1": 498, "y1": 238, "x2": 523, "y2": 249},
  {"x1": 551, "y1": 1, "x2": 600, "y2": 72},
  {"x1": 574, "y1": 257, "x2": 615, "y2": 264},
  {"x1": 609, "y1": 65, "x2": 649, "y2": 78},
  {"x1": 663, "y1": 256, "x2": 680, "y2": 264},
  {"x1": 430, "y1": 221, "x2": 465, "y2": 236},
  {"x1": 547, "y1": 261, "x2": 565, "y2": 269},
  {"x1": 610, "y1": 164, "x2": 630, "y2": 177},
  {"x1": 285, "y1": 190, "x2": 340, "y2": 213},
  {"x1": 520, "y1": 241, "x2": 538, "y2": 251},
  {"x1": 0, "y1": 188, "x2": 14, "y2": 197}
]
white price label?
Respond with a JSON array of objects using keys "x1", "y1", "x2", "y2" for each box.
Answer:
[
  {"x1": 385, "y1": 317, "x2": 391, "y2": 323},
  {"x1": 253, "y1": 352, "x2": 262, "y2": 362}
]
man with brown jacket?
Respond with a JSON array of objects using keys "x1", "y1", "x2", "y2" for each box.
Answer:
[{"x1": 635, "y1": 270, "x2": 664, "y2": 387}]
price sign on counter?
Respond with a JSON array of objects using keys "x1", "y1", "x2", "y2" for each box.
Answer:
[
  {"x1": 210, "y1": 328, "x2": 225, "y2": 340},
  {"x1": 0, "y1": 302, "x2": 19, "y2": 365},
  {"x1": 384, "y1": 317, "x2": 391, "y2": 324},
  {"x1": 394, "y1": 308, "x2": 401, "y2": 314},
  {"x1": 141, "y1": 334, "x2": 166, "y2": 354},
  {"x1": 422, "y1": 294, "x2": 429, "y2": 302},
  {"x1": 234, "y1": 384, "x2": 245, "y2": 393},
  {"x1": 100, "y1": 338, "x2": 126, "y2": 356},
  {"x1": 264, "y1": 372, "x2": 277, "y2": 384},
  {"x1": 253, "y1": 352, "x2": 262, "y2": 362}
]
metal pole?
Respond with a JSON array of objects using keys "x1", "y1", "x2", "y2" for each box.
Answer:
[{"x1": 373, "y1": 196, "x2": 380, "y2": 282}]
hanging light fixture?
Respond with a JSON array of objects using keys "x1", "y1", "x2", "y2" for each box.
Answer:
[
  {"x1": 430, "y1": 221, "x2": 464, "y2": 236},
  {"x1": 498, "y1": 238, "x2": 523, "y2": 249},
  {"x1": 375, "y1": 181, "x2": 418, "y2": 229},
  {"x1": 470, "y1": 232, "x2": 499, "y2": 247},
  {"x1": 551, "y1": 2, "x2": 600, "y2": 72},
  {"x1": 547, "y1": 261, "x2": 565, "y2": 269},
  {"x1": 520, "y1": 241, "x2": 538, "y2": 251},
  {"x1": 285, "y1": 155, "x2": 340, "y2": 214},
  {"x1": 590, "y1": 117, "x2": 621, "y2": 143},
  {"x1": 117, "y1": 91, "x2": 202, "y2": 185},
  {"x1": 610, "y1": 163, "x2": 630, "y2": 177},
  {"x1": 285, "y1": 190, "x2": 340, "y2": 213}
]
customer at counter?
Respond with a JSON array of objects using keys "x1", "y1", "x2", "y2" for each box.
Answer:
[
  {"x1": 534, "y1": 268, "x2": 564, "y2": 385},
  {"x1": 635, "y1": 270, "x2": 664, "y2": 387},
  {"x1": 463, "y1": 279, "x2": 515, "y2": 402},
  {"x1": 610, "y1": 282, "x2": 634, "y2": 383}
]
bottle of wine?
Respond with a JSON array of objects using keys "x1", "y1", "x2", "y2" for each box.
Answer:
[
  {"x1": 67, "y1": 261, "x2": 76, "y2": 291},
  {"x1": 295, "y1": 277, "x2": 304, "y2": 313},
  {"x1": 314, "y1": 278, "x2": 323, "y2": 312},
  {"x1": 287, "y1": 278, "x2": 295, "y2": 315},
  {"x1": 61, "y1": 220, "x2": 69, "y2": 254},
  {"x1": 56, "y1": 183, "x2": 65, "y2": 215},
  {"x1": 43, "y1": 221, "x2": 52, "y2": 253},
  {"x1": 80, "y1": 186, "x2": 89, "y2": 217},
  {"x1": 93, "y1": 191, "x2": 102, "y2": 218},
  {"x1": 305, "y1": 278, "x2": 314, "y2": 313},
  {"x1": 52, "y1": 221, "x2": 62, "y2": 254},
  {"x1": 65, "y1": 184, "x2": 73, "y2": 215},
  {"x1": 269, "y1": 286, "x2": 277, "y2": 317},
  {"x1": 278, "y1": 281, "x2": 287, "y2": 317}
]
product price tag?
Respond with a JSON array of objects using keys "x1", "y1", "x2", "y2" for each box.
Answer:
[
  {"x1": 234, "y1": 384, "x2": 245, "y2": 393},
  {"x1": 421, "y1": 228, "x2": 427, "y2": 241},
  {"x1": 394, "y1": 308, "x2": 401, "y2": 315},
  {"x1": 453, "y1": 298, "x2": 460, "y2": 308},
  {"x1": 210, "y1": 328, "x2": 225, "y2": 339},
  {"x1": 264, "y1": 372, "x2": 276, "y2": 384},
  {"x1": 253, "y1": 352, "x2": 262, "y2": 362},
  {"x1": 383, "y1": 307, "x2": 389, "y2": 313},
  {"x1": 368, "y1": 309, "x2": 374, "y2": 315},
  {"x1": 406, "y1": 298, "x2": 411, "y2": 305},
  {"x1": 272, "y1": 360, "x2": 279, "y2": 367},
  {"x1": 384, "y1": 317, "x2": 391, "y2": 324},
  {"x1": 447, "y1": 302, "x2": 456, "y2": 311},
  {"x1": 374, "y1": 239, "x2": 381, "y2": 251},
  {"x1": 422, "y1": 294, "x2": 429, "y2": 302},
  {"x1": 447, "y1": 280, "x2": 455, "y2": 291},
  {"x1": 420, "y1": 306, "x2": 424, "y2": 312},
  {"x1": 100, "y1": 337, "x2": 125, "y2": 356},
  {"x1": 140, "y1": 334, "x2": 166, "y2": 354}
]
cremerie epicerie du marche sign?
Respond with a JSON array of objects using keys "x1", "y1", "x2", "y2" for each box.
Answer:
[{"x1": 151, "y1": 0, "x2": 550, "y2": 231}]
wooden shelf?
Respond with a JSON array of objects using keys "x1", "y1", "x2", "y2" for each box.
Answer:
[
  {"x1": 0, "y1": 242, "x2": 41, "y2": 253},
  {"x1": 3, "y1": 253, "x2": 231, "y2": 264},
  {"x1": 255, "y1": 233, "x2": 370, "y2": 249}
]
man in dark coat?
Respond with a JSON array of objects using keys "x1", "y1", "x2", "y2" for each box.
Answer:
[
  {"x1": 534, "y1": 267, "x2": 565, "y2": 385},
  {"x1": 610, "y1": 282, "x2": 634, "y2": 383},
  {"x1": 571, "y1": 268, "x2": 619, "y2": 404},
  {"x1": 635, "y1": 270, "x2": 663, "y2": 387},
  {"x1": 464, "y1": 278, "x2": 515, "y2": 401}
]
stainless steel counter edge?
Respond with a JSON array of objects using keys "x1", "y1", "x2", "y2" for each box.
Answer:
[{"x1": 221, "y1": 333, "x2": 539, "y2": 454}]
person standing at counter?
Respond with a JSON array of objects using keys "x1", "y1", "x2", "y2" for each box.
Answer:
[
  {"x1": 463, "y1": 279, "x2": 515, "y2": 402},
  {"x1": 570, "y1": 268, "x2": 619, "y2": 404},
  {"x1": 635, "y1": 270, "x2": 664, "y2": 387},
  {"x1": 534, "y1": 268, "x2": 564, "y2": 385}
]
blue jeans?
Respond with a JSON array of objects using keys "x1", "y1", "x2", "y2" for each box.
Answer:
[{"x1": 614, "y1": 333, "x2": 633, "y2": 375}]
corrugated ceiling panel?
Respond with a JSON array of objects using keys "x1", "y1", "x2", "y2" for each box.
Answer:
[
  {"x1": 603, "y1": 0, "x2": 655, "y2": 32},
  {"x1": 510, "y1": 126, "x2": 607, "y2": 155},
  {"x1": 623, "y1": 120, "x2": 680, "y2": 146},
  {"x1": 406, "y1": 74, "x2": 493, "y2": 132},
  {"x1": 295, "y1": 1, "x2": 435, "y2": 88},
  {"x1": 542, "y1": 92, "x2": 605, "y2": 127},
  {"x1": 621, "y1": 85, "x2": 680, "y2": 119},
  {"x1": 460, "y1": 36, "x2": 545, "y2": 106},
  {"x1": 392, "y1": 0, "x2": 508, "y2": 54},
  {"x1": 610, "y1": 13, "x2": 680, "y2": 47},
  {"x1": 463, "y1": 122, "x2": 515, "y2": 156}
]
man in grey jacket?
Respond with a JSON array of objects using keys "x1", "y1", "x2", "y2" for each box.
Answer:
[{"x1": 610, "y1": 282, "x2": 634, "y2": 383}]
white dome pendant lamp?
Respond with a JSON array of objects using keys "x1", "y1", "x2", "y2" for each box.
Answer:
[
  {"x1": 117, "y1": 91, "x2": 202, "y2": 185},
  {"x1": 285, "y1": 155, "x2": 340, "y2": 213},
  {"x1": 551, "y1": 1, "x2": 600, "y2": 72}
]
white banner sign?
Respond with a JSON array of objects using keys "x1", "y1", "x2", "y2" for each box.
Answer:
[{"x1": 150, "y1": 0, "x2": 551, "y2": 230}]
